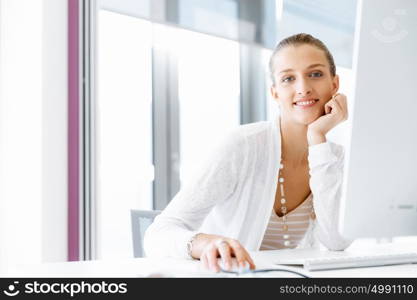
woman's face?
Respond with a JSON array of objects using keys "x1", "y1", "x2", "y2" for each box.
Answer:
[{"x1": 270, "y1": 44, "x2": 339, "y2": 125}]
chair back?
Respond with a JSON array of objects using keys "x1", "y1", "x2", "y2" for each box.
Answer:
[{"x1": 130, "y1": 209, "x2": 161, "y2": 257}]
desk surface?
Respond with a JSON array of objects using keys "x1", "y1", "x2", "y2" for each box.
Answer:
[{"x1": 7, "y1": 239, "x2": 417, "y2": 278}]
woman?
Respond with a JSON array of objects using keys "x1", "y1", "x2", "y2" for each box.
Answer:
[{"x1": 144, "y1": 33, "x2": 352, "y2": 272}]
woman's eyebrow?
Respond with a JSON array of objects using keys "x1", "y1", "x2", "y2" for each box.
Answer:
[
  {"x1": 279, "y1": 63, "x2": 326, "y2": 74},
  {"x1": 279, "y1": 68, "x2": 294, "y2": 74},
  {"x1": 307, "y1": 63, "x2": 326, "y2": 69}
]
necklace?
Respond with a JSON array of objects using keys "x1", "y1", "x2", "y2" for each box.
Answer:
[
  {"x1": 278, "y1": 160, "x2": 316, "y2": 247},
  {"x1": 278, "y1": 162, "x2": 291, "y2": 247}
]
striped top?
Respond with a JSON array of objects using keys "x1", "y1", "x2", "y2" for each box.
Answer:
[{"x1": 260, "y1": 193, "x2": 315, "y2": 250}]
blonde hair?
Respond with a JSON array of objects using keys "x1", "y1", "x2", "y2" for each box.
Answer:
[{"x1": 269, "y1": 33, "x2": 336, "y2": 85}]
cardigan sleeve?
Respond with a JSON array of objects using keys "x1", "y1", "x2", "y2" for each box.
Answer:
[
  {"x1": 143, "y1": 129, "x2": 248, "y2": 259},
  {"x1": 308, "y1": 142, "x2": 353, "y2": 251}
]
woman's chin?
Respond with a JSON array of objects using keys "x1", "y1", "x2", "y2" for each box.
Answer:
[{"x1": 293, "y1": 114, "x2": 321, "y2": 126}]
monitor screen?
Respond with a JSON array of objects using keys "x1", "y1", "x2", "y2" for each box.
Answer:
[{"x1": 339, "y1": 0, "x2": 417, "y2": 239}]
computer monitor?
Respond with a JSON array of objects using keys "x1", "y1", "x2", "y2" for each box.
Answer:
[{"x1": 339, "y1": 0, "x2": 417, "y2": 239}]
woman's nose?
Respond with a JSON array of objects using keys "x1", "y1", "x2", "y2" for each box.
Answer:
[{"x1": 296, "y1": 79, "x2": 312, "y2": 96}]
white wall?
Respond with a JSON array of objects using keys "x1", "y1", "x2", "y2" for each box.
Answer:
[
  {"x1": 0, "y1": 0, "x2": 42, "y2": 272},
  {"x1": 0, "y1": 0, "x2": 5, "y2": 272},
  {"x1": 42, "y1": 0, "x2": 68, "y2": 263},
  {"x1": 0, "y1": 0, "x2": 68, "y2": 273}
]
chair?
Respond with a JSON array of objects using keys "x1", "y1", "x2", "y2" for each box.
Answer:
[{"x1": 130, "y1": 209, "x2": 161, "y2": 258}]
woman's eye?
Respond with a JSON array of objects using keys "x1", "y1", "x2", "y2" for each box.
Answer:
[
  {"x1": 310, "y1": 72, "x2": 323, "y2": 78},
  {"x1": 281, "y1": 76, "x2": 294, "y2": 83}
]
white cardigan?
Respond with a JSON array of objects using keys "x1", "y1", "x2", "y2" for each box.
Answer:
[{"x1": 144, "y1": 118, "x2": 352, "y2": 259}]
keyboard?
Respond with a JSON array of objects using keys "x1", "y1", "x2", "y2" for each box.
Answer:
[
  {"x1": 256, "y1": 248, "x2": 417, "y2": 272},
  {"x1": 303, "y1": 252, "x2": 417, "y2": 271}
]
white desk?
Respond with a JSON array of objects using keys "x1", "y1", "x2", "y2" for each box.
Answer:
[{"x1": 7, "y1": 239, "x2": 417, "y2": 278}]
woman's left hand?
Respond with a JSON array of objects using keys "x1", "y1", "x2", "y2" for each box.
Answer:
[{"x1": 307, "y1": 93, "x2": 348, "y2": 145}]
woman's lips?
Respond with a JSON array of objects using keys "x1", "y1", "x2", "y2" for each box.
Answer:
[{"x1": 293, "y1": 99, "x2": 319, "y2": 109}]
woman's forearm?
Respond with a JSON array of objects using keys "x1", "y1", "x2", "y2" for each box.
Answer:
[
  {"x1": 308, "y1": 142, "x2": 353, "y2": 250},
  {"x1": 307, "y1": 130, "x2": 326, "y2": 146}
]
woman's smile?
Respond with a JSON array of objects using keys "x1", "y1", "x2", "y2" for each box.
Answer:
[{"x1": 293, "y1": 98, "x2": 319, "y2": 109}]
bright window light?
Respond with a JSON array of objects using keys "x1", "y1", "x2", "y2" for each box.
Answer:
[
  {"x1": 175, "y1": 28, "x2": 241, "y2": 183},
  {"x1": 97, "y1": 10, "x2": 153, "y2": 259}
]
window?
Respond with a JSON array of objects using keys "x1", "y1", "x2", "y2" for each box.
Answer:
[
  {"x1": 83, "y1": 0, "x2": 358, "y2": 260},
  {"x1": 97, "y1": 10, "x2": 153, "y2": 259},
  {"x1": 278, "y1": 0, "x2": 357, "y2": 69},
  {"x1": 176, "y1": 29, "x2": 240, "y2": 183}
]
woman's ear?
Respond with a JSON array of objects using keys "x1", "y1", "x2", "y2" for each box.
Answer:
[{"x1": 332, "y1": 74, "x2": 340, "y2": 94}]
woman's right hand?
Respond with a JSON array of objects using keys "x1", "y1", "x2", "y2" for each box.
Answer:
[{"x1": 190, "y1": 233, "x2": 256, "y2": 272}]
